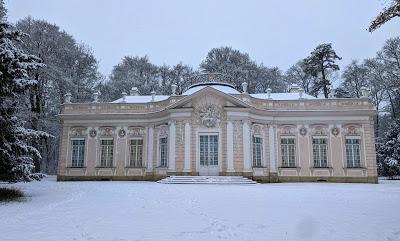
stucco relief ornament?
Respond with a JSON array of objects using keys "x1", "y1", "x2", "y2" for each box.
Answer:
[
  {"x1": 331, "y1": 127, "x2": 340, "y2": 137},
  {"x1": 99, "y1": 127, "x2": 115, "y2": 137},
  {"x1": 299, "y1": 127, "x2": 307, "y2": 136},
  {"x1": 128, "y1": 127, "x2": 145, "y2": 137},
  {"x1": 158, "y1": 126, "x2": 168, "y2": 137},
  {"x1": 70, "y1": 127, "x2": 86, "y2": 137},
  {"x1": 197, "y1": 104, "x2": 221, "y2": 128},
  {"x1": 252, "y1": 124, "x2": 263, "y2": 135},
  {"x1": 345, "y1": 126, "x2": 360, "y2": 135},
  {"x1": 118, "y1": 129, "x2": 126, "y2": 138},
  {"x1": 89, "y1": 129, "x2": 97, "y2": 138}
]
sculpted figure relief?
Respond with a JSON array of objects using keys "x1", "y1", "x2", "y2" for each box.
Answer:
[{"x1": 196, "y1": 104, "x2": 221, "y2": 128}]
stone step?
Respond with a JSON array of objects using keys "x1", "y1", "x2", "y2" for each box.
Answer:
[{"x1": 157, "y1": 176, "x2": 257, "y2": 184}]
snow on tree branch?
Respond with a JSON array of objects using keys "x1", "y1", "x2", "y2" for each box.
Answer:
[{"x1": 369, "y1": 0, "x2": 400, "y2": 32}]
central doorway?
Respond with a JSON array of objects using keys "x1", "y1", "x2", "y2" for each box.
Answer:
[{"x1": 199, "y1": 134, "x2": 219, "y2": 176}]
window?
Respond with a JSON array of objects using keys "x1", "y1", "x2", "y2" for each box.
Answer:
[
  {"x1": 346, "y1": 138, "x2": 361, "y2": 168},
  {"x1": 199, "y1": 135, "x2": 218, "y2": 166},
  {"x1": 159, "y1": 137, "x2": 168, "y2": 167},
  {"x1": 71, "y1": 139, "x2": 85, "y2": 167},
  {"x1": 100, "y1": 139, "x2": 114, "y2": 167},
  {"x1": 281, "y1": 137, "x2": 296, "y2": 167},
  {"x1": 129, "y1": 139, "x2": 143, "y2": 167},
  {"x1": 313, "y1": 137, "x2": 328, "y2": 167},
  {"x1": 252, "y1": 136, "x2": 263, "y2": 167}
]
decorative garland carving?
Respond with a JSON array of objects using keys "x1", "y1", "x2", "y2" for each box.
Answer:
[
  {"x1": 177, "y1": 121, "x2": 184, "y2": 145},
  {"x1": 310, "y1": 125, "x2": 328, "y2": 136},
  {"x1": 99, "y1": 127, "x2": 115, "y2": 137},
  {"x1": 252, "y1": 124, "x2": 264, "y2": 136},
  {"x1": 279, "y1": 125, "x2": 296, "y2": 135},
  {"x1": 344, "y1": 125, "x2": 361, "y2": 135},
  {"x1": 233, "y1": 121, "x2": 242, "y2": 150},
  {"x1": 70, "y1": 127, "x2": 87, "y2": 137},
  {"x1": 128, "y1": 127, "x2": 145, "y2": 137},
  {"x1": 157, "y1": 125, "x2": 169, "y2": 137}
]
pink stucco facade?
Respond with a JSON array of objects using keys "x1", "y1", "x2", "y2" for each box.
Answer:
[{"x1": 57, "y1": 82, "x2": 378, "y2": 183}]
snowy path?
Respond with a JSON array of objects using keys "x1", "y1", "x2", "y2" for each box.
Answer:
[{"x1": 1, "y1": 177, "x2": 400, "y2": 241}]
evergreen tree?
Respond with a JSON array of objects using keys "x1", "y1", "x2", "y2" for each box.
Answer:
[
  {"x1": 0, "y1": 0, "x2": 6, "y2": 20},
  {"x1": 0, "y1": 19, "x2": 50, "y2": 182},
  {"x1": 303, "y1": 43, "x2": 341, "y2": 98},
  {"x1": 378, "y1": 119, "x2": 400, "y2": 177}
]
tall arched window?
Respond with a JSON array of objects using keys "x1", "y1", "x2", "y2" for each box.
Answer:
[{"x1": 252, "y1": 135, "x2": 263, "y2": 167}]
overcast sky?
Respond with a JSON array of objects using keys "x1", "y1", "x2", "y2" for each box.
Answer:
[{"x1": 6, "y1": 0, "x2": 400, "y2": 77}]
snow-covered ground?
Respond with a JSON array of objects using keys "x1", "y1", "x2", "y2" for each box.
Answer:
[{"x1": 1, "y1": 177, "x2": 400, "y2": 241}]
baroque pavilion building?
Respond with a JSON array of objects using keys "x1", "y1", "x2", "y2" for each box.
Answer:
[{"x1": 57, "y1": 73, "x2": 378, "y2": 183}]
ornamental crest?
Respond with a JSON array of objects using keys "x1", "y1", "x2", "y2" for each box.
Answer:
[
  {"x1": 89, "y1": 128, "x2": 97, "y2": 138},
  {"x1": 118, "y1": 129, "x2": 126, "y2": 138},
  {"x1": 196, "y1": 104, "x2": 221, "y2": 128},
  {"x1": 331, "y1": 127, "x2": 340, "y2": 136},
  {"x1": 299, "y1": 127, "x2": 307, "y2": 136}
]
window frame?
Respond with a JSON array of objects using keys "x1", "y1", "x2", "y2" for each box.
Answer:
[
  {"x1": 159, "y1": 136, "x2": 168, "y2": 167},
  {"x1": 280, "y1": 136, "x2": 296, "y2": 168},
  {"x1": 312, "y1": 136, "x2": 328, "y2": 168},
  {"x1": 345, "y1": 136, "x2": 362, "y2": 168},
  {"x1": 252, "y1": 135, "x2": 263, "y2": 167},
  {"x1": 128, "y1": 138, "x2": 144, "y2": 167},
  {"x1": 99, "y1": 138, "x2": 115, "y2": 168},
  {"x1": 70, "y1": 138, "x2": 86, "y2": 168}
]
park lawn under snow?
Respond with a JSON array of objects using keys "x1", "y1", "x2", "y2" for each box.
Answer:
[{"x1": 1, "y1": 177, "x2": 400, "y2": 241}]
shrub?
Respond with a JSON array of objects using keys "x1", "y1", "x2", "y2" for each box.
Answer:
[{"x1": 0, "y1": 187, "x2": 25, "y2": 202}]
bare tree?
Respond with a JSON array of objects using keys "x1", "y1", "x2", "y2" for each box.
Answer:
[{"x1": 285, "y1": 60, "x2": 315, "y2": 94}]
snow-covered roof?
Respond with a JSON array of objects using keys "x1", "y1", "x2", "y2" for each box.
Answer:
[
  {"x1": 182, "y1": 83, "x2": 240, "y2": 95},
  {"x1": 111, "y1": 83, "x2": 318, "y2": 103},
  {"x1": 250, "y1": 93, "x2": 317, "y2": 100},
  {"x1": 112, "y1": 95, "x2": 169, "y2": 103}
]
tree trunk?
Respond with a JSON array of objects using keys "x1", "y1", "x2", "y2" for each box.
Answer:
[
  {"x1": 322, "y1": 70, "x2": 329, "y2": 98},
  {"x1": 387, "y1": 90, "x2": 397, "y2": 119}
]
